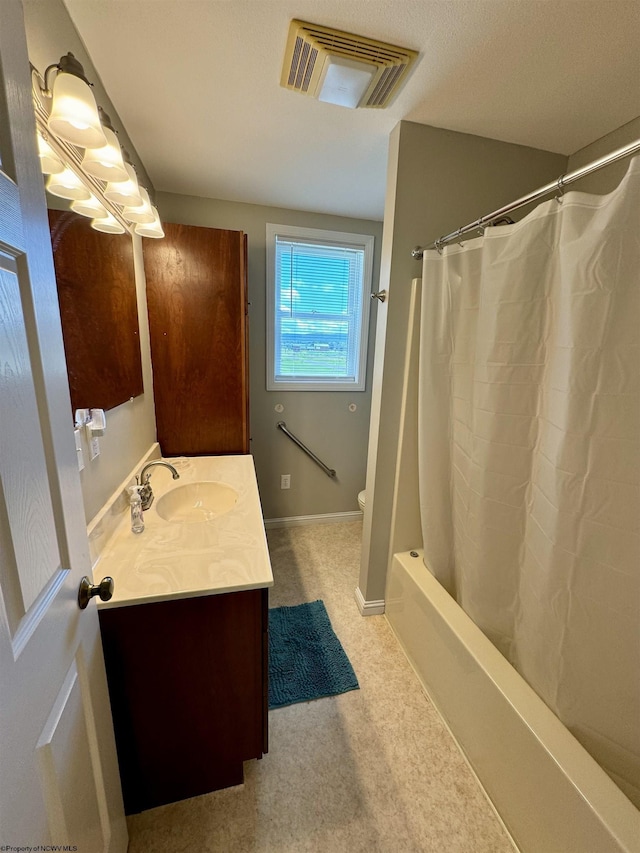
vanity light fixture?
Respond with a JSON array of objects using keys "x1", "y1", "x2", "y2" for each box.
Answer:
[
  {"x1": 45, "y1": 53, "x2": 107, "y2": 149},
  {"x1": 91, "y1": 212, "x2": 126, "y2": 234},
  {"x1": 122, "y1": 186, "x2": 155, "y2": 224},
  {"x1": 32, "y1": 53, "x2": 164, "y2": 238},
  {"x1": 37, "y1": 135, "x2": 64, "y2": 175},
  {"x1": 134, "y1": 207, "x2": 165, "y2": 239},
  {"x1": 81, "y1": 109, "x2": 129, "y2": 182},
  {"x1": 70, "y1": 195, "x2": 109, "y2": 219},
  {"x1": 46, "y1": 166, "x2": 91, "y2": 201},
  {"x1": 104, "y1": 161, "x2": 143, "y2": 206}
]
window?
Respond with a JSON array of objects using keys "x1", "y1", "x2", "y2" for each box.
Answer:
[{"x1": 266, "y1": 224, "x2": 374, "y2": 391}]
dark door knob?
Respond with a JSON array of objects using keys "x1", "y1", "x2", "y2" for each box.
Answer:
[{"x1": 78, "y1": 575, "x2": 114, "y2": 610}]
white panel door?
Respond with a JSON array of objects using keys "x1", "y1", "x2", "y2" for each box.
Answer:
[{"x1": 0, "y1": 3, "x2": 127, "y2": 849}]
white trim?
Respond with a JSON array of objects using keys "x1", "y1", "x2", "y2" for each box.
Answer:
[
  {"x1": 354, "y1": 585, "x2": 385, "y2": 616},
  {"x1": 264, "y1": 511, "x2": 363, "y2": 530},
  {"x1": 11, "y1": 568, "x2": 69, "y2": 660},
  {"x1": 266, "y1": 223, "x2": 374, "y2": 391}
]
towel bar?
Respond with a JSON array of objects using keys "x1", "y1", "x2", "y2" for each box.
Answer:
[{"x1": 276, "y1": 421, "x2": 336, "y2": 479}]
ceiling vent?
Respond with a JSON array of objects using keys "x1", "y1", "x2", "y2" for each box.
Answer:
[{"x1": 280, "y1": 20, "x2": 418, "y2": 109}]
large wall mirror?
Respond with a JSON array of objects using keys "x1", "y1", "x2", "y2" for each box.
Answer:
[{"x1": 48, "y1": 209, "x2": 143, "y2": 411}]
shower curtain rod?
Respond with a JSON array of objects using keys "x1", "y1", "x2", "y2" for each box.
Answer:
[{"x1": 411, "y1": 136, "x2": 640, "y2": 259}]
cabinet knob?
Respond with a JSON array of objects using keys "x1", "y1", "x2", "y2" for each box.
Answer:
[{"x1": 78, "y1": 575, "x2": 114, "y2": 610}]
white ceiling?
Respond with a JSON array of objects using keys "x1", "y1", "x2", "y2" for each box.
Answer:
[{"x1": 64, "y1": 0, "x2": 640, "y2": 221}]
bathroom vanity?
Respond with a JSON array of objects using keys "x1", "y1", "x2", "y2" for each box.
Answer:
[{"x1": 93, "y1": 455, "x2": 273, "y2": 814}]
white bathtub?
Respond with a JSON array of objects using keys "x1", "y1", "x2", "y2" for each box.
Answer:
[{"x1": 386, "y1": 550, "x2": 640, "y2": 853}]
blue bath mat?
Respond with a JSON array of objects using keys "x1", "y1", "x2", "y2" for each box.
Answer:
[{"x1": 269, "y1": 600, "x2": 359, "y2": 709}]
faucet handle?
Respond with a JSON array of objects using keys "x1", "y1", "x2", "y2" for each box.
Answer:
[{"x1": 138, "y1": 480, "x2": 154, "y2": 510}]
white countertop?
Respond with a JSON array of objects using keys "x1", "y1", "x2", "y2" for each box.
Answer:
[{"x1": 95, "y1": 455, "x2": 273, "y2": 609}]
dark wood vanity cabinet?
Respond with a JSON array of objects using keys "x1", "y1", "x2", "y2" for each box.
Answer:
[
  {"x1": 99, "y1": 587, "x2": 268, "y2": 814},
  {"x1": 142, "y1": 222, "x2": 249, "y2": 457}
]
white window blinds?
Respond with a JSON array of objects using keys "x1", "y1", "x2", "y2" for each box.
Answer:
[{"x1": 268, "y1": 229, "x2": 372, "y2": 389}]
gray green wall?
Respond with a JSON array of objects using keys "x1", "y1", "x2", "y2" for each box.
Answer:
[
  {"x1": 21, "y1": 0, "x2": 383, "y2": 523},
  {"x1": 22, "y1": 0, "x2": 157, "y2": 523},
  {"x1": 359, "y1": 121, "x2": 568, "y2": 605},
  {"x1": 20, "y1": 0, "x2": 639, "y2": 534},
  {"x1": 567, "y1": 117, "x2": 640, "y2": 194},
  {"x1": 156, "y1": 193, "x2": 383, "y2": 520}
]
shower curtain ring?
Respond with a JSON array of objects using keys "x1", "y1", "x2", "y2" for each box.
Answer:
[
  {"x1": 555, "y1": 175, "x2": 566, "y2": 203},
  {"x1": 434, "y1": 238, "x2": 444, "y2": 255}
]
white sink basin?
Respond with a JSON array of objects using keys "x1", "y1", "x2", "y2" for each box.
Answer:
[{"x1": 156, "y1": 481, "x2": 239, "y2": 523}]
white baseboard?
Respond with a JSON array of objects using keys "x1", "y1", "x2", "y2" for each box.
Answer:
[
  {"x1": 264, "y1": 511, "x2": 363, "y2": 530},
  {"x1": 354, "y1": 585, "x2": 385, "y2": 616}
]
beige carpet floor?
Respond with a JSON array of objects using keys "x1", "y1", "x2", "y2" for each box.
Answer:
[{"x1": 127, "y1": 522, "x2": 516, "y2": 852}]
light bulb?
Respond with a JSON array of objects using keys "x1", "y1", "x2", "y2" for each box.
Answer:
[
  {"x1": 82, "y1": 126, "x2": 128, "y2": 182},
  {"x1": 104, "y1": 162, "x2": 142, "y2": 206},
  {"x1": 91, "y1": 213, "x2": 126, "y2": 234},
  {"x1": 46, "y1": 167, "x2": 91, "y2": 201},
  {"x1": 71, "y1": 195, "x2": 109, "y2": 219},
  {"x1": 37, "y1": 134, "x2": 64, "y2": 175},
  {"x1": 123, "y1": 187, "x2": 155, "y2": 224},
  {"x1": 47, "y1": 71, "x2": 106, "y2": 149},
  {"x1": 134, "y1": 207, "x2": 164, "y2": 238}
]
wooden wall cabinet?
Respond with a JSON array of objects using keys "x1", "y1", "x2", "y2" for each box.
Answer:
[
  {"x1": 143, "y1": 222, "x2": 249, "y2": 456},
  {"x1": 99, "y1": 588, "x2": 268, "y2": 814},
  {"x1": 48, "y1": 210, "x2": 144, "y2": 411}
]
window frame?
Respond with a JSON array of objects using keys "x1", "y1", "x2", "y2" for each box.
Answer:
[{"x1": 266, "y1": 223, "x2": 374, "y2": 391}]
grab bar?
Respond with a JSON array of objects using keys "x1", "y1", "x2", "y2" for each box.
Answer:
[{"x1": 276, "y1": 421, "x2": 337, "y2": 479}]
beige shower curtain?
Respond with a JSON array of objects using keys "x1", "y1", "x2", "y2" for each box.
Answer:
[{"x1": 418, "y1": 157, "x2": 640, "y2": 805}]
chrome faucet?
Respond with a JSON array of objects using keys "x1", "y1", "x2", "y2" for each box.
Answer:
[{"x1": 136, "y1": 460, "x2": 180, "y2": 510}]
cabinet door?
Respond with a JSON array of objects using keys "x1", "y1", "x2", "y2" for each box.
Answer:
[
  {"x1": 143, "y1": 222, "x2": 249, "y2": 456},
  {"x1": 99, "y1": 589, "x2": 266, "y2": 813},
  {"x1": 48, "y1": 210, "x2": 143, "y2": 411}
]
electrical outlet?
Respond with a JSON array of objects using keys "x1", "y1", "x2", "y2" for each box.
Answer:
[
  {"x1": 89, "y1": 436, "x2": 100, "y2": 461},
  {"x1": 280, "y1": 474, "x2": 291, "y2": 490}
]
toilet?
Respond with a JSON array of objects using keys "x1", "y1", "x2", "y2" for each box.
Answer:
[{"x1": 357, "y1": 490, "x2": 366, "y2": 512}]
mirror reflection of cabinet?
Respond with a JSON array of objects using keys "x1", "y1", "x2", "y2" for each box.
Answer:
[
  {"x1": 48, "y1": 210, "x2": 143, "y2": 411},
  {"x1": 143, "y1": 222, "x2": 249, "y2": 456}
]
